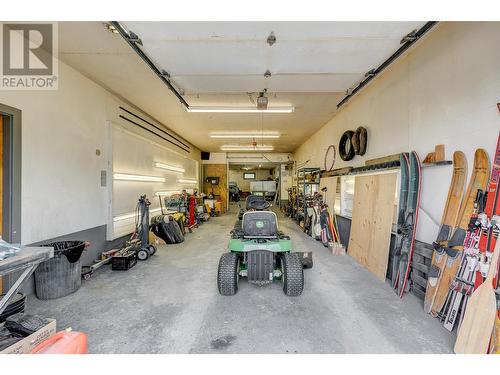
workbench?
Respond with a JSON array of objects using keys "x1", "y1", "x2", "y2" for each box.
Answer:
[{"x1": 0, "y1": 247, "x2": 54, "y2": 316}]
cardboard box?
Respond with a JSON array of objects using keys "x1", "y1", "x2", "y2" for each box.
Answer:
[
  {"x1": 149, "y1": 231, "x2": 166, "y2": 245},
  {"x1": 214, "y1": 201, "x2": 222, "y2": 215},
  {"x1": 0, "y1": 318, "x2": 56, "y2": 354}
]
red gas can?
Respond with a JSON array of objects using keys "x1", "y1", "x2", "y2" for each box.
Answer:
[{"x1": 31, "y1": 330, "x2": 88, "y2": 354}]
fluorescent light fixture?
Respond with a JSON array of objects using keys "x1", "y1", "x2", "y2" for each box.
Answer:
[
  {"x1": 113, "y1": 207, "x2": 163, "y2": 222},
  {"x1": 113, "y1": 173, "x2": 166, "y2": 182},
  {"x1": 153, "y1": 162, "x2": 185, "y2": 173},
  {"x1": 112, "y1": 212, "x2": 136, "y2": 222},
  {"x1": 186, "y1": 106, "x2": 294, "y2": 113},
  {"x1": 178, "y1": 178, "x2": 198, "y2": 184},
  {"x1": 210, "y1": 132, "x2": 280, "y2": 139},
  {"x1": 154, "y1": 190, "x2": 181, "y2": 196},
  {"x1": 220, "y1": 145, "x2": 274, "y2": 151}
]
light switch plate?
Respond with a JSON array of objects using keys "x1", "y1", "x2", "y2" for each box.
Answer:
[{"x1": 101, "y1": 170, "x2": 107, "y2": 187}]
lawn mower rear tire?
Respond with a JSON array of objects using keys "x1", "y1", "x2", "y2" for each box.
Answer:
[
  {"x1": 218, "y1": 252, "x2": 239, "y2": 296},
  {"x1": 282, "y1": 253, "x2": 304, "y2": 296}
]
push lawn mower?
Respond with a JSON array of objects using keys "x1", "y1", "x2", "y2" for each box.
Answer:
[{"x1": 218, "y1": 195, "x2": 312, "y2": 297}]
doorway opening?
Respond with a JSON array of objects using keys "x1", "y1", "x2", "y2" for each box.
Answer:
[
  {"x1": 0, "y1": 104, "x2": 22, "y2": 243},
  {"x1": 228, "y1": 163, "x2": 280, "y2": 207},
  {"x1": 0, "y1": 104, "x2": 22, "y2": 293}
]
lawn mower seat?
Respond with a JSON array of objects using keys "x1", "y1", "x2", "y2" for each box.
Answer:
[
  {"x1": 245, "y1": 195, "x2": 269, "y2": 211},
  {"x1": 242, "y1": 211, "x2": 278, "y2": 237}
]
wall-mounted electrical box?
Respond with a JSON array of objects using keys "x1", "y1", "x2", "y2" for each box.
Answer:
[{"x1": 205, "y1": 176, "x2": 220, "y2": 185}]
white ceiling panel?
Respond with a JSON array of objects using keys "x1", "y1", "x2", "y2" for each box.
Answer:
[
  {"x1": 57, "y1": 21, "x2": 433, "y2": 153},
  {"x1": 269, "y1": 40, "x2": 402, "y2": 73},
  {"x1": 144, "y1": 41, "x2": 268, "y2": 75},
  {"x1": 140, "y1": 38, "x2": 400, "y2": 75},
  {"x1": 123, "y1": 21, "x2": 425, "y2": 41},
  {"x1": 174, "y1": 73, "x2": 361, "y2": 93},
  {"x1": 121, "y1": 21, "x2": 426, "y2": 93}
]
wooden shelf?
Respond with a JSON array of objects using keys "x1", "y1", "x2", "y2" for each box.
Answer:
[{"x1": 422, "y1": 160, "x2": 452, "y2": 168}]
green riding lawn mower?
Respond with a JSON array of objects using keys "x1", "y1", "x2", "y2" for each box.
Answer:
[{"x1": 217, "y1": 195, "x2": 313, "y2": 297}]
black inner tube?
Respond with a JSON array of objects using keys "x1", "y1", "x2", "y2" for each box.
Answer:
[{"x1": 339, "y1": 131, "x2": 355, "y2": 161}]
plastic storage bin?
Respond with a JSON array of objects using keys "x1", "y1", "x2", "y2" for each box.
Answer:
[{"x1": 34, "y1": 241, "x2": 85, "y2": 300}]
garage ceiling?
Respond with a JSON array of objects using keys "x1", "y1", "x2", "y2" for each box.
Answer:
[
  {"x1": 58, "y1": 21, "x2": 426, "y2": 153},
  {"x1": 122, "y1": 21, "x2": 425, "y2": 93}
]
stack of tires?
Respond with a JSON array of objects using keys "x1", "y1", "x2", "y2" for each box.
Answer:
[
  {"x1": 151, "y1": 215, "x2": 185, "y2": 244},
  {"x1": 339, "y1": 126, "x2": 368, "y2": 161}
]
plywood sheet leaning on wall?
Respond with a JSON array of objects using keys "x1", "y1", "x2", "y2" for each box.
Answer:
[
  {"x1": 203, "y1": 164, "x2": 228, "y2": 214},
  {"x1": 348, "y1": 173, "x2": 397, "y2": 281}
]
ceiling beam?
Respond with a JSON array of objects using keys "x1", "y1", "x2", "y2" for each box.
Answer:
[
  {"x1": 110, "y1": 21, "x2": 190, "y2": 108},
  {"x1": 337, "y1": 21, "x2": 438, "y2": 108}
]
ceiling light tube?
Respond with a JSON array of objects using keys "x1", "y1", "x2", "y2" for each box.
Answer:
[
  {"x1": 210, "y1": 132, "x2": 280, "y2": 139},
  {"x1": 186, "y1": 106, "x2": 294, "y2": 113},
  {"x1": 154, "y1": 190, "x2": 182, "y2": 196},
  {"x1": 154, "y1": 162, "x2": 185, "y2": 173},
  {"x1": 178, "y1": 178, "x2": 198, "y2": 184},
  {"x1": 113, "y1": 173, "x2": 166, "y2": 182},
  {"x1": 220, "y1": 145, "x2": 274, "y2": 151}
]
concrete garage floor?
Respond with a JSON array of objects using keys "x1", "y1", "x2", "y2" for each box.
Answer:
[{"x1": 27, "y1": 204, "x2": 454, "y2": 353}]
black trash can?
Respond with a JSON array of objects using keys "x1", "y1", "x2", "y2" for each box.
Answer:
[{"x1": 34, "y1": 241, "x2": 86, "y2": 300}]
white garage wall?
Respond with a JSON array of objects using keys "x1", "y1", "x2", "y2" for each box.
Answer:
[
  {"x1": 110, "y1": 122, "x2": 199, "y2": 239},
  {"x1": 293, "y1": 22, "x2": 500, "y2": 244},
  {"x1": 0, "y1": 59, "x2": 201, "y2": 245}
]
